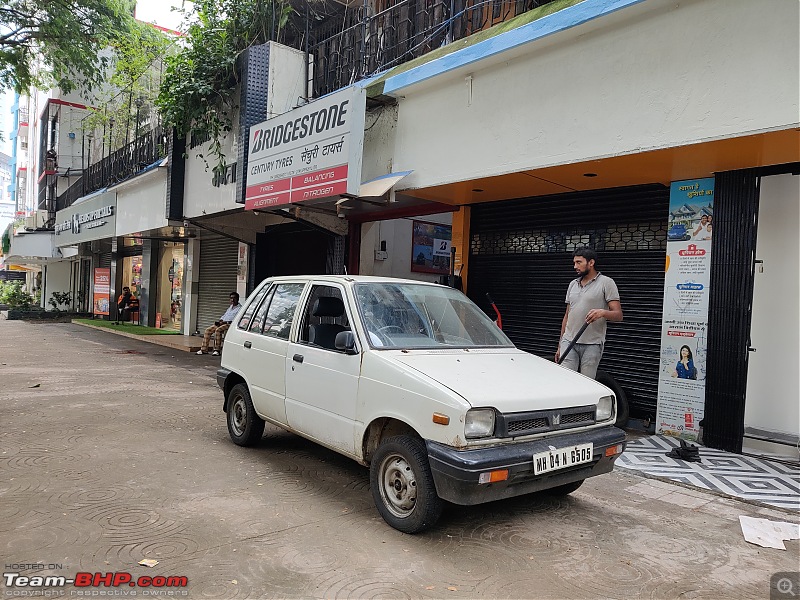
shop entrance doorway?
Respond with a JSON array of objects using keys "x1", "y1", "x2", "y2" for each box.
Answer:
[{"x1": 254, "y1": 223, "x2": 332, "y2": 283}]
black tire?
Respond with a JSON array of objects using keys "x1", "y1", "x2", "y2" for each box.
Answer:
[
  {"x1": 370, "y1": 435, "x2": 443, "y2": 534},
  {"x1": 596, "y1": 370, "x2": 629, "y2": 428},
  {"x1": 226, "y1": 383, "x2": 265, "y2": 446},
  {"x1": 544, "y1": 479, "x2": 584, "y2": 496}
]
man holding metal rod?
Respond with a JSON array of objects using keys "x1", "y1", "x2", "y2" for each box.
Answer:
[{"x1": 555, "y1": 247, "x2": 623, "y2": 378}]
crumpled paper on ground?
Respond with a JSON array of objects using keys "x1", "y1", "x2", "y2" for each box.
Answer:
[{"x1": 739, "y1": 515, "x2": 800, "y2": 550}]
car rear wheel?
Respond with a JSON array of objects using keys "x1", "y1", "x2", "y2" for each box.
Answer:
[
  {"x1": 370, "y1": 435, "x2": 443, "y2": 534},
  {"x1": 226, "y1": 383, "x2": 265, "y2": 446},
  {"x1": 544, "y1": 479, "x2": 584, "y2": 496}
]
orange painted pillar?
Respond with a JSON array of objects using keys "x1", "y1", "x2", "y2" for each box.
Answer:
[{"x1": 450, "y1": 206, "x2": 471, "y2": 292}]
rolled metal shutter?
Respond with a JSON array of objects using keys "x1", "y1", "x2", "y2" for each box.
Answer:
[
  {"x1": 467, "y1": 185, "x2": 669, "y2": 418},
  {"x1": 197, "y1": 236, "x2": 239, "y2": 332},
  {"x1": 98, "y1": 253, "x2": 112, "y2": 268}
]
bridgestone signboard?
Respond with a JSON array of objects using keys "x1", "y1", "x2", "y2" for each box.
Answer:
[
  {"x1": 244, "y1": 87, "x2": 367, "y2": 210},
  {"x1": 54, "y1": 191, "x2": 117, "y2": 247}
]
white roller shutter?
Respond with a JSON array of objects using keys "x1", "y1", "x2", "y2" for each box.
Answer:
[{"x1": 196, "y1": 236, "x2": 239, "y2": 332}]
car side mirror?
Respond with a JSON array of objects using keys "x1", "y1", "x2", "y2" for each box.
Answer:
[{"x1": 335, "y1": 331, "x2": 358, "y2": 354}]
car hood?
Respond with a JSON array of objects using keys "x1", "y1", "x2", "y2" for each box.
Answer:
[{"x1": 389, "y1": 349, "x2": 611, "y2": 413}]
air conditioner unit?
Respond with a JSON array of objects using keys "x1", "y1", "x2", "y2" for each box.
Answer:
[{"x1": 24, "y1": 211, "x2": 46, "y2": 229}]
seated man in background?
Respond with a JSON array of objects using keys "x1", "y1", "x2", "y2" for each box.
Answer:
[
  {"x1": 116, "y1": 287, "x2": 136, "y2": 323},
  {"x1": 197, "y1": 292, "x2": 241, "y2": 356}
]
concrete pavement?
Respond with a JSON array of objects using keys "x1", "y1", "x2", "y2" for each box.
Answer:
[{"x1": 1, "y1": 320, "x2": 797, "y2": 599}]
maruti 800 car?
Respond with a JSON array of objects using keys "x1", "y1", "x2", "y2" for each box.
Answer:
[{"x1": 217, "y1": 276, "x2": 626, "y2": 533}]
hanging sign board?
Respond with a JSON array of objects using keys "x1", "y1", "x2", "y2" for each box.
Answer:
[
  {"x1": 54, "y1": 191, "x2": 117, "y2": 246},
  {"x1": 244, "y1": 86, "x2": 367, "y2": 210},
  {"x1": 655, "y1": 178, "x2": 715, "y2": 441},
  {"x1": 93, "y1": 268, "x2": 110, "y2": 316}
]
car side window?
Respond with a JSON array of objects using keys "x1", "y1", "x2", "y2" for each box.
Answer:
[
  {"x1": 249, "y1": 286, "x2": 275, "y2": 332},
  {"x1": 261, "y1": 283, "x2": 305, "y2": 340},
  {"x1": 299, "y1": 285, "x2": 351, "y2": 351},
  {"x1": 237, "y1": 284, "x2": 271, "y2": 330}
]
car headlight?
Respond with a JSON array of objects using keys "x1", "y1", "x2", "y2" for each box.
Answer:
[
  {"x1": 596, "y1": 395, "x2": 615, "y2": 422},
  {"x1": 465, "y1": 408, "x2": 496, "y2": 439}
]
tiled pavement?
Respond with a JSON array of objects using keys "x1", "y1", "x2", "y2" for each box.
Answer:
[{"x1": 617, "y1": 434, "x2": 800, "y2": 512}]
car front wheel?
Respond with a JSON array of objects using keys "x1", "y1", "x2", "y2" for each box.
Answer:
[
  {"x1": 370, "y1": 435, "x2": 443, "y2": 534},
  {"x1": 226, "y1": 383, "x2": 265, "y2": 446}
]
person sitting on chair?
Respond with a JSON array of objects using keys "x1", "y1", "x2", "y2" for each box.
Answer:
[
  {"x1": 197, "y1": 292, "x2": 241, "y2": 356},
  {"x1": 116, "y1": 287, "x2": 136, "y2": 323}
]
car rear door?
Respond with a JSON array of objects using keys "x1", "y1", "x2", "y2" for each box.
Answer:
[
  {"x1": 284, "y1": 283, "x2": 361, "y2": 456},
  {"x1": 239, "y1": 281, "x2": 306, "y2": 424}
]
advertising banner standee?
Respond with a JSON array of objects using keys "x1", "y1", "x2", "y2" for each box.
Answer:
[
  {"x1": 655, "y1": 178, "x2": 715, "y2": 440},
  {"x1": 93, "y1": 268, "x2": 111, "y2": 316}
]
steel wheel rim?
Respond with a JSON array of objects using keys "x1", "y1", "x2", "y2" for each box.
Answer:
[
  {"x1": 230, "y1": 395, "x2": 247, "y2": 437},
  {"x1": 378, "y1": 452, "x2": 417, "y2": 519}
]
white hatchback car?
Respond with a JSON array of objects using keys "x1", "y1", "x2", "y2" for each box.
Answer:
[{"x1": 217, "y1": 275, "x2": 626, "y2": 533}]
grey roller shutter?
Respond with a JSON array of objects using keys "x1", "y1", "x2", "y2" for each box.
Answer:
[
  {"x1": 98, "y1": 253, "x2": 112, "y2": 268},
  {"x1": 196, "y1": 236, "x2": 239, "y2": 332},
  {"x1": 467, "y1": 185, "x2": 669, "y2": 419}
]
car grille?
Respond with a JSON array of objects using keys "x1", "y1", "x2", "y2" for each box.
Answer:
[
  {"x1": 499, "y1": 406, "x2": 596, "y2": 438},
  {"x1": 507, "y1": 417, "x2": 548, "y2": 434}
]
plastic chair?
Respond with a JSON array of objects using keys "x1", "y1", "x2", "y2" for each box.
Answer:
[{"x1": 128, "y1": 301, "x2": 140, "y2": 325}]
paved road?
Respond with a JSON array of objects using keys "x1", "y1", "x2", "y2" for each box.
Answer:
[{"x1": 1, "y1": 321, "x2": 797, "y2": 599}]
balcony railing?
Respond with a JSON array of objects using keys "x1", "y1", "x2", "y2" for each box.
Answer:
[
  {"x1": 56, "y1": 127, "x2": 170, "y2": 213},
  {"x1": 308, "y1": 0, "x2": 559, "y2": 98}
]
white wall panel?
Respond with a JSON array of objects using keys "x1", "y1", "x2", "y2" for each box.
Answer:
[
  {"x1": 745, "y1": 173, "x2": 800, "y2": 438},
  {"x1": 114, "y1": 168, "x2": 169, "y2": 235},
  {"x1": 379, "y1": 0, "x2": 799, "y2": 190},
  {"x1": 360, "y1": 213, "x2": 452, "y2": 281}
]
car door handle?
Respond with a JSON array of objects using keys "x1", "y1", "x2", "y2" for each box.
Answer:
[
  {"x1": 293, "y1": 354, "x2": 304, "y2": 363},
  {"x1": 243, "y1": 341, "x2": 252, "y2": 349}
]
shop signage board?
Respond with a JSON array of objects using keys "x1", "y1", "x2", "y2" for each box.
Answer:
[
  {"x1": 655, "y1": 178, "x2": 715, "y2": 440},
  {"x1": 54, "y1": 191, "x2": 117, "y2": 246},
  {"x1": 93, "y1": 268, "x2": 110, "y2": 316},
  {"x1": 244, "y1": 86, "x2": 367, "y2": 210}
]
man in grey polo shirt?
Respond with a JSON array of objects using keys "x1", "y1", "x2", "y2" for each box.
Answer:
[{"x1": 555, "y1": 247, "x2": 623, "y2": 378}]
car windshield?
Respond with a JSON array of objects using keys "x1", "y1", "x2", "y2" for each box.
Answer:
[{"x1": 354, "y1": 282, "x2": 514, "y2": 349}]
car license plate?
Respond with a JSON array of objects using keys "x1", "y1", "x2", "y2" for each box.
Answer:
[{"x1": 533, "y1": 443, "x2": 594, "y2": 475}]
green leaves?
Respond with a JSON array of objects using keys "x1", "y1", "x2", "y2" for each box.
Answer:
[
  {"x1": 0, "y1": 0, "x2": 138, "y2": 93},
  {"x1": 156, "y1": 0, "x2": 295, "y2": 177}
]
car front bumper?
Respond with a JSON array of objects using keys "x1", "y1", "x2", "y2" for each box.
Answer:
[{"x1": 426, "y1": 426, "x2": 626, "y2": 505}]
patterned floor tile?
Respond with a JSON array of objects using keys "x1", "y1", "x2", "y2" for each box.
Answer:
[{"x1": 617, "y1": 435, "x2": 800, "y2": 511}]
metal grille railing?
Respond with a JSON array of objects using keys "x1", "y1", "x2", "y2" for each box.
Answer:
[
  {"x1": 309, "y1": 0, "x2": 560, "y2": 98},
  {"x1": 56, "y1": 127, "x2": 169, "y2": 212}
]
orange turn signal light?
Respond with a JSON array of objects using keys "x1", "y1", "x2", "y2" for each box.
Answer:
[
  {"x1": 478, "y1": 469, "x2": 509, "y2": 484},
  {"x1": 605, "y1": 444, "x2": 624, "y2": 457},
  {"x1": 432, "y1": 413, "x2": 450, "y2": 425}
]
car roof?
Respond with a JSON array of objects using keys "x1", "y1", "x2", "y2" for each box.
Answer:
[{"x1": 258, "y1": 275, "x2": 445, "y2": 287}]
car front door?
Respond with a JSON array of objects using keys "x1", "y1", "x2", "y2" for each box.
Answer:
[
  {"x1": 284, "y1": 283, "x2": 361, "y2": 456},
  {"x1": 240, "y1": 282, "x2": 306, "y2": 424}
]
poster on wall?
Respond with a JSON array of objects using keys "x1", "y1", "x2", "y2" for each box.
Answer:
[
  {"x1": 411, "y1": 221, "x2": 452, "y2": 275},
  {"x1": 93, "y1": 268, "x2": 111, "y2": 316},
  {"x1": 655, "y1": 178, "x2": 714, "y2": 440},
  {"x1": 236, "y1": 242, "x2": 249, "y2": 299}
]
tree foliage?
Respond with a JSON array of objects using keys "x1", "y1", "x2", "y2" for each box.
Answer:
[
  {"x1": 80, "y1": 21, "x2": 171, "y2": 151},
  {"x1": 0, "y1": 0, "x2": 138, "y2": 93},
  {"x1": 156, "y1": 0, "x2": 294, "y2": 176}
]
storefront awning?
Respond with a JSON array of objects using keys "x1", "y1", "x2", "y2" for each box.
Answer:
[
  {"x1": 6, "y1": 231, "x2": 79, "y2": 265},
  {"x1": 358, "y1": 170, "x2": 413, "y2": 198}
]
